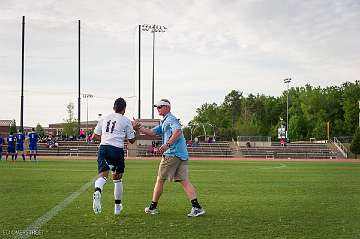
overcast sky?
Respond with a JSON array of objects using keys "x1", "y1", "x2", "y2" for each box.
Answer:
[{"x1": 0, "y1": 0, "x2": 359, "y2": 127}]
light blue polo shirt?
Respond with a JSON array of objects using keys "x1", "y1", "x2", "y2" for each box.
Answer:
[{"x1": 152, "y1": 112, "x2": 189, "y2": 160}]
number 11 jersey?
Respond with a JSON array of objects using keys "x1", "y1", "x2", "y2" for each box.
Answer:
[{"x1": 94, "y1": 113, "x2": 135, "y2": 148}]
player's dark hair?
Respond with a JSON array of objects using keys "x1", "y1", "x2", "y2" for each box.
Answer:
[{"x1": 113, "y1": 97, "x2": 127, "y2": 113}]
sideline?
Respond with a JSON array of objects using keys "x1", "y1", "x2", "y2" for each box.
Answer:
[{"x1": 36, "y1": 155, "x2": 360, "y2": 162}]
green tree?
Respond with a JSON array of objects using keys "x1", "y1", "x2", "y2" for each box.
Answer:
[
  {"x1": 350, "y1": 128, "x2": 360, "y2": 155},
  {"x1": 342, "y1": 81, "x2": 360, "y2": 135},
  {"x1": 35, "y1": 123, "x2": 45, "y2": 137},
  {"x1": 63, "y1": 102, "x2": 78, "y2": 137},
  {"x1": 9, "y1": 119, "x2": 17, "y2": 134}
]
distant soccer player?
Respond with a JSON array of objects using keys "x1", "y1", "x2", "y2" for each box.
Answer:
[
  {"x1": 0, "y1": 135, "x2": 3, "y2": 160},
  {"x1": 15, "y1": 130, "x2": 26, "y2": 161},
  {"x1": 91, "y1": 97, "x2": 139, "y2": 215},
  {"x1": 28, "y1": 128, "x2": 39, "y2": 161},
  {"x1": 6, "y1": 133, "x2": 16, "y2": 161}
]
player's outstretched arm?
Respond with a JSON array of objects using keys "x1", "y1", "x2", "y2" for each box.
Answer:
[{"x1": 91, "y1": 133, "x2": 101, "y2": 142}]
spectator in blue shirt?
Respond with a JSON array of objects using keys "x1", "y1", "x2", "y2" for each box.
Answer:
[{"x1": 136, "y1": 99, "x2": 205, "y2": 217}]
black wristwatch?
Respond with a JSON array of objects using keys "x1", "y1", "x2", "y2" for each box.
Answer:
[{"x1": 166, "y1": 142, "x2": 171, "y2": 147}]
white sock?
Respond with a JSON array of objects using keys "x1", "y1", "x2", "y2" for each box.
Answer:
[
  {"x1": 114, "y1": 180, "x2": 123, "y2": 203},
  {"x1": 94, "y1": 177, "x2": 107, "y2": 193}
]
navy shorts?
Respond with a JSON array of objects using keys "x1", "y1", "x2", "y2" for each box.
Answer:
[
  {"x1": 29, "y1": 144, "x2": 37, "y2": 151},
  {"x1": 7, "y1": 147, "x2": 15, "y2": 153},
  {"x1": 16, "y1": 144, "x2": 24, "y2": 151},
  {"x1": 97, "y1": 145, "x2": 125, "y2": 174}
]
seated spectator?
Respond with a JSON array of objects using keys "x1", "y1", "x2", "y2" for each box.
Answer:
[
  {"x1": 280, "y1": 138, "x2": 286, "y2": 147},
  {"x1": 186, "y1": 139, "x2": 193, "y2": 147},
  {"x1": 193, "y1": 137, "x2": 199, "y2": 146}
]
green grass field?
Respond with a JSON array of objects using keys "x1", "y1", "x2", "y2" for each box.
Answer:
[{"x1": 1, "y1": 159, "x2": 360, "y2": 239}]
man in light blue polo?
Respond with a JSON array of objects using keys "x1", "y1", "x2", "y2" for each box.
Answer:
[{"x1": 137, "y1": 99, "x2": 205, "y2": 217}]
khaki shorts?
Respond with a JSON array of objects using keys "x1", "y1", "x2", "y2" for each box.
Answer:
[{"x1": 158, "y1": 156, "x2": 188, "y2": 182}]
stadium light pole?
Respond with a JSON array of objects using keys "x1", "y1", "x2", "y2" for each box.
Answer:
[
  {"x1": 82, "y1": 93, "x2": 94, "y2": 135},
  {"x1": 20, "y1": 16, "x2": 25, "y2": 133},
  {"x1": 78, "y1": 20, "x2": 81, "y2": 137},
  {"x1": 138, "y1": 25, "x2": 141, "y2": 119},
  {"x1": 141, "y1": 24, "x2": 167, "y2": 119},
  {"x1": 283, "y1": 78, "x2": 291, "y2": 141}
]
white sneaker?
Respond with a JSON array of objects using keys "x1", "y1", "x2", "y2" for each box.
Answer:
[
  {"x1": 187, "y1": 207, "x2": 205, "y2": 217},
  {"x1": 93, "y1": 191, "x2": 102, "y2": 214},
  {"x1": 144, "y1": 207, "x2": 158, "y2": 215},
  {"x1": 114, "y1": 204, "x2": 123, "y2": 215}
]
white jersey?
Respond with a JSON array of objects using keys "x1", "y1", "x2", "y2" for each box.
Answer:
[{"x1": 94, "y1": 113, "x2": 135, "y2": 148}]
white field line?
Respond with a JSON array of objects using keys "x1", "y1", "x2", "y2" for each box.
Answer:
[
  {"x1": 259, "y1": 163, "x2": 287, "y2": 170},
  {"x1": 191, "y1": 169, "x2": 225, "y2": 172},
  {"x1": 5, "y1": 168, "x2": 94, "y2": 172},
  {"x1": 17, "y1": 180, "x2": 94, "y2": 239}
]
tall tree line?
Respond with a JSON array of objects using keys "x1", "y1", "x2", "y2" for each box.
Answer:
[{"x1": 184, "y1": 81, "x2": 360, "y2": 141}]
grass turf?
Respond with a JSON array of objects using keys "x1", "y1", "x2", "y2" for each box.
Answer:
[{"x1": 0, "y1": 159, "x2": 359, "y2": 238}]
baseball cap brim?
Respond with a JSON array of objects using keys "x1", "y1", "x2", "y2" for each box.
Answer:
[{"x1": 154, "y1": 100, "x2": 170, "y2": 107}]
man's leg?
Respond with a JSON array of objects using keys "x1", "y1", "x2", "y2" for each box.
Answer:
[
  {"x1": 180, "y1": 180, "x2": 205, "y2": 217},
  {"x1": 180, "y1": 179, "x2": 197, "y2": 200},
  {"x1": 145, "y1": 177, "x2": 165, "y2": 214},
  {"x1": 152, "y1": 177, "x2": 165, "y2": 202}
]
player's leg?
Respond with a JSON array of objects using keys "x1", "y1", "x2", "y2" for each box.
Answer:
[
  {"x1": 109, "y1": 147, "x2": 125, "y2": 215},
  {"x1": 20, "y1": 149, "x2": 25, "y2": 161},
  {"x1": 113, "y1": 172, "x2": 124, "y2": 215},
  {"x1": 29, "y1": 146, "x2": 33, "y2": 160},
  {"x1": 10, "y1": 148, "x2": 15, "y2": 161},
  {"x1": 93, "y1": 145, "x2": 110, "y2": 214},
  {"x1": 33, "y1": 148, "x2": 37, "y2": 161}
]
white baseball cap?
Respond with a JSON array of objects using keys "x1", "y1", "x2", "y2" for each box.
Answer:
[{"x1": 154, "y1": 99, "x2": 171, "y2": 107}]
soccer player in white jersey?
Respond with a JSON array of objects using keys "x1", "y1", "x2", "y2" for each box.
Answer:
[{"x1": 91, "y1": 97, "x2": 138, "y2": 215}]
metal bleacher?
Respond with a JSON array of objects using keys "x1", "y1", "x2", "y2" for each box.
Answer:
[
  {"x1": 33, "y1": 140, "x2": 233, "y2": 158},
  {"x1": 36, "y1": 141, "x2": 99, "y2": 157},
  {"x1": 132, "y1": 142, "x2": 233, "y2": 158},
  {"x1": 239, "y1": 142, "x2": 337, "y2": 159}
]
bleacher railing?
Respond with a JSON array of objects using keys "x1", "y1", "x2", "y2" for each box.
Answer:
[{"x1": 331, "y1": 137, "x2": 348, "y2": 158}]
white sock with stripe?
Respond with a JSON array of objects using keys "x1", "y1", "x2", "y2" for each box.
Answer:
[
  {"x1": 94, "y1": 177, "x2": 107, "y2": 193},
  {"x1": 114, "y1": 180, "x2": 123, "y2": 204}
]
